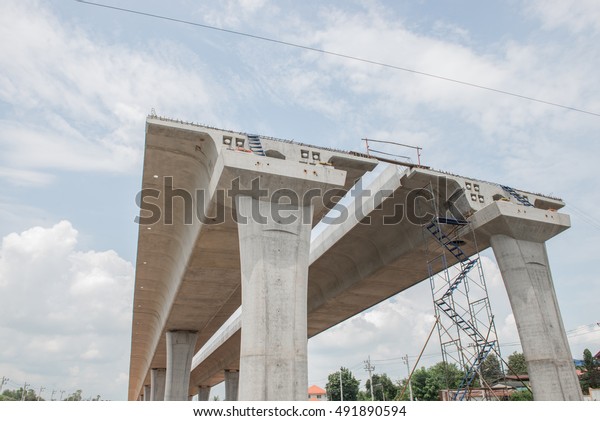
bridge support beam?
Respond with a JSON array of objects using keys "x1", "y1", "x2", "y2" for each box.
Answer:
[
  {"x1": 471, "y1": 201, "x2": 581, "y2": 400},
  {"x1": 150, "y1": 368, "x2": 166, "y2": 401},
  {"x1": 490, "y1": 235, "x2": 582, "y2": 400},
  {"x1": 165, "y1": 330, "x2": 198, "y2": 401},
  {"x1": 235, "y1": 195, "x2": 312, "y2": 400},
  {"x1": 143, "y1": 385, "x2": 151, "y2": 401},
  {"x1": 197, "y1": 385, "x2": 211, "y2": 401},
  {"x1": 224, "y1": 369, "x2": 239, "y2": 401}
]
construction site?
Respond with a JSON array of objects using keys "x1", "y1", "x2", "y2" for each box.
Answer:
[{"x1": 129, "y1": 115, "x2": 582, "y2": 401}]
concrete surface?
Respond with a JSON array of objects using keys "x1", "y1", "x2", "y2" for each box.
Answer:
[
  {"x1": 236, "y1": 196, "x2": 312, "y2": 400},
  {"x1": 197, "y1": 385, "x2": 210, "y2": 401},
  {"x1": 224, "y1": 370, "x2": 239, "y2": 401},
  {"x1": 187, "y1": 170, "x2": 577, "y2": 400},
  {"x1": 130, "y1": 116, "x2": 577, "y2": 401},
  {"x1": 129, "y1": 117, "x2": 374, "y2": 400},
  {"x1": 150, "y1": 368, "x2": 165, "y2": 401},
  {"x1": 164, "y1": 330, "x2": 198, "y2": 401}
]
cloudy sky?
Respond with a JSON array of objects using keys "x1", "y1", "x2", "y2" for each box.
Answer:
[{"x1": 0, "y1": 0, "x2": 599, "y2": 401}]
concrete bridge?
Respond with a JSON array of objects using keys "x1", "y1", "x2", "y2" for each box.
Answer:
[{"x1": 129, "y1": 116, "x2": 582, "y2": 401}]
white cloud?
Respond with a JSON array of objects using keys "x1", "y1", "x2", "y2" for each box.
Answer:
[
  {"x1": 0, "y1": 0, "x2": 223, "y2": 181},
  {"x1": 567, "y1": 323, "x2": 600, "y2": 359},
  {"x1": 309, "y1": 281, "x2": 443, "y2": 387},
  {"x1": 0, "y1": 221, "x2": 133, "y2": 399},
  {"x1": 0, "y1": 167, "x2": 55, "y2": 187},
  {"x1": 197, "y1": 0, "x2": 273, "y2": 28},
  {"x1": 230, "y1": 1, "x2": 600, "y2": 207},
  {"x1": 524, "y1": 0, "x2": 600, "y2": 33}
]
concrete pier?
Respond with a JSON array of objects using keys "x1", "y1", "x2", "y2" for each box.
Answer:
[
  {"x1": 143, "y1": 385, "x2": 150, "y2": 401},
  {"x1": 197, "y1": 385, "x2": 211, "y2": 401},
  {"x1": 165, "y1": 330, "x2": 198, "y2": 401},
  {"x1": 150, "y1": 368, "x2": 166, "y2": 401},
  {"x1": 235, "y1": 196, "x2": 312, "y2": 400},
  {"x1": 491, "y1": 235, "x2": 582, "y2": 400},
  {"x1": 472, "y1": 201, "x2": 582, "y2": 400},
  {"x1": 224, "y1": 369, "x2": 239, "y2": 401}
]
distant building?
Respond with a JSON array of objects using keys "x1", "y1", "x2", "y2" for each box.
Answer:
[
  {"x1": 440, "y1": 373, "x2": 533, "y2": 401},
  {"x1": 308, "y1": 385, "x2": 327, "y2": 401},
  {"x1": 439, "y1": 386, "x2": 514, "y2": 401},
  {"x1": 502, "y1": 374, "x2": 530, "y2": 389}
]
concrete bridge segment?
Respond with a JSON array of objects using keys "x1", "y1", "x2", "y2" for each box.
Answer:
[{"x1": 130, "y1": 116, "x2": 581, "y2": 401}]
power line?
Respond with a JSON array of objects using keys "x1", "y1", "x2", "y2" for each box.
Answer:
[
  {"x1": 372, "y1": 321, "x2": 600, "y2": 363},
  {"x1": 566, "y1": 205, "x2": 600, "y2": 232},
  {"x1": 74, "y1": 0, "x2": 600, "y2": 118}
]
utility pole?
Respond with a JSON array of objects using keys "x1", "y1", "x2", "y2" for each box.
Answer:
[
  {"x1": 0, "y1": 376, "x2": 9, "y2": 393},
  {"x1": 339, "y1": 369, "x2": 344, "y2": 401},
  {"x1": 402, "y1": 354, "x2": 414, "y2": 401},
  {"x1": 364, "y1": 356, "x2": 375, "y2": 401},
  {"x1": 37, "y1": 386, "x2": 45, "y2": 401},
  {"x1": 21, "y1": 382, "x2": 30, "y2": 401}
]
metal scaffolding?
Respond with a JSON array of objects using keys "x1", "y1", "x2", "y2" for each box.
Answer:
[{"x1": 425, "y1": 215, "x2": 502, "y2": 400}]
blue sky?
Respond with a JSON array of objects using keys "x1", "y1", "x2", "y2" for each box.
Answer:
[{"x1": 0, "y1": 0, "x2": 599, "y2": 401}]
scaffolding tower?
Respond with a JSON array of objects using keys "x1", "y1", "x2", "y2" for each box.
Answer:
[{"x1": 425, "y1": 215, "x2": 502, "y2": 401}]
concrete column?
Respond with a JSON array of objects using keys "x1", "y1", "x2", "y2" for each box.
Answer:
[
  {"x1": 197, "y1": 385, "x2": 211, "y2": 401},
  {"x1": 236, "y1": 195, "x2": 311, "y2": 400},
  {"x1": 224, "y1": 370, "x2": 239, "y2": 401},
  {"x1": 490, "y1": 235, "x2": 582, "y2": 400},
  {"x1": 165, "y1": 330, "x2": 198, "y2": 401},
  {"x1": 150, "y1": 368, "x2": 166, "y2": 401},
  {"x1": 143, "y1": 385, "x2": 151, "y2": 401},
  {"x1": 469, "y1": 201, "x2": 580, "y2": 400}
]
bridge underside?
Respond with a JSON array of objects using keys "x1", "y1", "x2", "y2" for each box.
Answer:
[{"x1": 129, "y1": 117, "x2": 581, "y2": 401}]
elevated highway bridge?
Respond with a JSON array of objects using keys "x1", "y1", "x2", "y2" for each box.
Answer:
[{"x1": 129, "y1": 116, "x2": 581, "y2": 401}]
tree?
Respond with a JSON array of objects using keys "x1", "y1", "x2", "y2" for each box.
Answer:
[
  {"x1": 356, "y1": 390, "x2": 370, "y2": 401},
  {"x1": 480, "y1": 354, "x2": 503, "y2": 386},
  {"x1": 507, "y1": 352, "x2": 528, "y2": 375},
  {"x1": 580, "y1": 348, "x2": 600, "y2": 394},
  {"x1": 365, "y1": 373, "x2": 398, "y2": 401},
  {"x1": 399, "y1": 366, "x2": 427, "y2": 401},
  {"x1": 0, "y1": 388, "x2": 42, "y2": 401},
  {"x1": 398, "y1": 362, "x2": 464, "y2": 401},
  {"x1": 509, "y1": 389, "x2": 533, "y2": 401},
  {"x1": 326, "y1": 367, "x2": 360, "y2": 401},
  {"x1": 424, "y1": 362, "x2": 464, "y2": 400},
  {"x1": 0, "y1": 389, "x2": 19, "y2": 401},
  {"x1": 65, "y1": 389, "x2": 82, "y2": 401}
]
